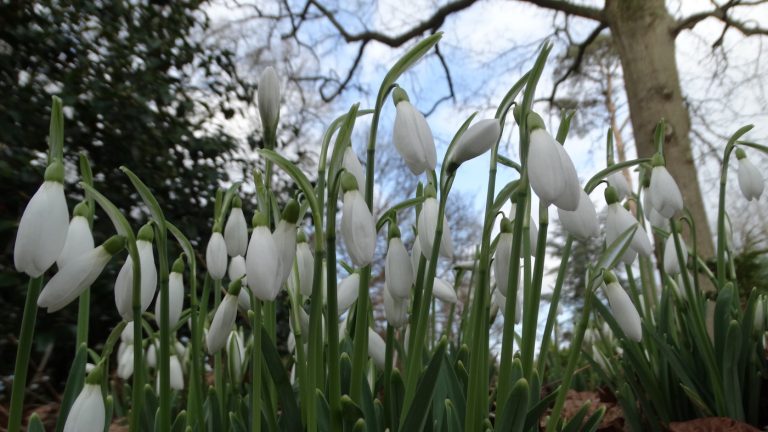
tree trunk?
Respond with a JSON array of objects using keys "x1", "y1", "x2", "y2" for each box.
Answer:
[{"x1": 605, "y1": 0, "x2": 714, "y2": 259}]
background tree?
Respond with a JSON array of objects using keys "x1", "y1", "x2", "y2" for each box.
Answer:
[{"x1": 0, "y1": 0, "x2": 258, "y2": 403}]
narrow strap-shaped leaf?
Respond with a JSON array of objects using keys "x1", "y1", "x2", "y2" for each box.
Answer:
[
  {"x1": 316, "y1": 390, "x2": 331, "y2": 432},
  {"x1": 376, "y1": 33, "x2": 442, "y2": 107},
  {"x1": 596, "y1": 224, "x2": 638, "y2": 271},
  {"x1": 172, "y1": 411, "x2": 188, "y2": 432},
  {"x1": 582, "y1": 406, "x2": 606, "y2": 432},
  {"x1": 399, "y1": 338, "x2": 447, "y2": 431},
  {"x1": 497, "y1": 378, "x2": 529, "y2": 432},
  {"x1": 523, "y1": 386, "x2": 559, "y2": 431},
  {"x1": 444, "y1": 400, "x2": 462, "y2": 432},
  {"x1": 144, "y1": 384, "x2": 158, "y2": 432},
  {"x1": 258, "y1": 326, "x2": 302, "y2": 431},
  {"x1": 341, "y1": 395, "x2": 365, "y2": 425},
  {"x1": 27, "y1": 414, "x2": 45, "y2": 432},
  {"x1": 561, "y1": 401, "x2": 590, "y2": 432},
  {"x1": 54, "y1": 343, "x2": 88, "y2": 432},
  {"x1": 121, "y1": 167, "x2": 167, "y2": 235}
]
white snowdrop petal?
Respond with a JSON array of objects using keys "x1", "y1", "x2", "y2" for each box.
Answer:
[
  {"x1": 296, "y1": 243, "x2": 315, "y2": 297},
  {"x1": 114, "y1": 256, "x2": 134, "y2": 320},
  {"x1": 169, "y1": 355, "x2": 184, "y2": 390},
  {"x1": 206, "y1": 232, "x2": 228, "y2": 280},
  {"x1": 273, "y1": 220, "x2": 297, "y2": 289},
  {"x1": 57, "y1": 216, "x2": 94, "y2": 269},
  {"x1": 343, "y1": 147, "x2": 367, "y2": 192},
  {"x1": 557, "y1": 190, "x2": 600, "y2": 240},
  {"x1": 63, "y1": 384, "x2": 104, "y2": 432},
  {"x1": 38, "y1": 247, "x2": 111, "y2": 312},
  {"x1": 392, "y1": 101, "x2": 436, "y2": 174},
  {"x1": 258, "y1": 66, "x2": 280, "y2": 131},
  {"x1": 604, "y1": 282, "x2": 642, "y2": 342},
  {"x1": 206, "y1": 294, "x2": 239, "y2": 354},
  {"x1": 528, "y1": 130, "x2": 566, "y2": 207},
  {"x1": 337, "y1": 273, "x2": 360, "y2": 314},
  {"x1": 155, "y1": 272, "x2": 184, "y2": 328},
  {"x1": 138, "y1": 240, "x2": 158, "y2": 314},
  {"x1": 432, "y1": 278, "x2": 458, "y2": 304},
  {"x1": 14, "y1": 181, "x2": 69, "y2": 277},
  {"x1": 341, "y1": 191, "x2": 376, "y2": 267},
  {"x1": 551, "y1": 144, "x2": 581, "y2": 211},
  {"x1": 246, "y1": 226, "x2": 280, "y2": 301},
  {"x1": 224, "y1": 207, "x2": 248, "y2": 257},
  {"x1": 494, "y1": 233, "x2": 513, "y2": 297},
  {"x1": 663, "y1": 236, "x2": 687, "y2": 275},
  {"x1": 650, "y1": 166, "x2": 683, "y2": 218},
  {"x1": 383, "y1": 288, "x2": 409, "y2": 328},
  {"x1": 607, "y1": 172, "x2": 631, "y2": 200},
  {"x1": 738, "y1": 157, "x2": 764, "y2": 201},
  {"x1": 385, "y1": 237, "x2": 413, "y2": 300},
  {"x1": 449, "y1": 119, "x2": 501, "y2": 166},
  {"x1": 368, "y1": 328, "x2": 386, "y2": 370},
  {"x1": 411, "y1": 237, "x2": 423, "y2": 275}
]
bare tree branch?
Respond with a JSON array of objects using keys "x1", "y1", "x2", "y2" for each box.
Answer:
[
  {"x1": 673, "y1": 0, "x2": 768, "y2": 37},
  {"x1": 517, "y1": 0, "x2": 606, "y2": 22},
  {"x1": 548, "y1": 22, "x2": 608, "y2": 103}
]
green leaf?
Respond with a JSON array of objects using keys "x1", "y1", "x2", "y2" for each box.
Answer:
[
  {"x1": 377, "y1": 33, "x2": 442, "y2": 107},
  {"x1": 444, "y1": 400, "x2": 463, "y2": 432},
  {"x1": 523, "y1": 387, "x2": 559, "y2": 431},
  {"x1": 341, "y1": 395, "x2": 365, "y2": 425},
  {"x1": 352, "y1": 418, "x2": 367, "y2": 432},
  {"x1": 561, "y1": 401, "x2": 590, "y2": 432},
  {"x1": 497, "y1": 378, "x2": 528, "y2": 432},
  {"x1": 680, "y1": 384, "x2": 715, "y2": 417},
  {"x1": 172, "y1": 411, "x2": 188, "y2": 432},
  {"x1": 400, "y1": 338, "x2": 447, "y2": 431},
  {"x1": 28, "y1": 413, "x2": 45, "y2": 432},
  {"x1": 388, "y1": 369, "x2": 405, "y2": 431},
  {"x1": 207, "y1": 387, "x2": 222, "y2": 431},
  {"x1": 316, "y1": 390, "x2": 331, "y2": 432},
  {"x1": 54, "y1": 343, "x2": 88, "y2": 432},
  {"x1": 585, "y1": 158, "x2": 651, "y2": 193},
  {"x1": 228, "y1": 411, "x2": 247, "y2": 432},
  {"x1": 78, "y1": 153, "x2": 95, "y2": 222},
  {"x1": 582, "y1": 406, "x2": 606, "y2": 432},
  {"x1": 259, "y1": 327, "x2": 302, "y2": 431},
  {"x1": 596, "y1": 224, "x2": 638, "y2": 271},
  {"x1": 258, "y1": 149, "x2": 321, "y2": 224},
  {"x1": 121, "y1": 167, "x2": 167, "y2": 236},
  {"x1": 80, "y1": 183, "x2": 136, "y2": 244},
  {"x1": 143, "y1": 384, "x2": 158, "y2": 432}
]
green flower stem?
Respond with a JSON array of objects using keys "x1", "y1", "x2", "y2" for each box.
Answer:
[
  {"x1": 716, "y1": 126, "x2": 753, "y2": 287},
  {"x1": 287, "y1": 289, "x2": 310, "y2": 427},
  {"x1": 251, "y1": 298, "x2": 263, "y2": 432},
  {"x1": 76, "y1": 154, "x2": 95, "y2": 352},
  {"x1": 522, "y1": 203, "x2": 548, "y2": 379},
  {"x1": 537, "y1": 236, "x2": 572, "y2": 374},
  {"x1": 383, "y1": 325, "x2": 395, "y2": 431},
  {"x1": 406, "y1": 253, "x2": 428, "y2": 359},
  {"x1": 495, "y1": 192, "x2": 527, "y2": 415},
  {"x1": 6, "y1": 276, "x2": 42, "y2": 432},
  {"x1": 152, "y1": 222, "x2": 171, "y2": 432},
  {"x1": 545, "y1": 278, "x2": 597, "y2": 432},
  {"x1": 213, "y1": 278, "x2": 225, "y2": 428}
]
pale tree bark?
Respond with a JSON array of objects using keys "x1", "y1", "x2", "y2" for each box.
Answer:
[{"x1": 604, "y1": 0, "x2": 714, "y2": 257}]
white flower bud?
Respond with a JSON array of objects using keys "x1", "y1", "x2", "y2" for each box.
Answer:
[
  {"x1": 368, "y1": 328, "x2": 386, "y2": 370},
  {"x1": 737, "y1": 152, "x2": 764, "y2": 201},
  {"x1": 14, "y1": 177, "x2": 69, "y2": 277},
  {"x1": 63, "y1": 384, "x2": 104, "y2": 432},
  {"x1": 603, "y1": 281, "x2": 642, "y2": 342},
  {"x1": 557, "y1": 190, "x2": 599, "y2": 240},
  {"x1": 246, "y1": 224, "x2": 280, "y2": 301},
  {"x1": 494, "y1": 224, "x2": 514, "y2": 297},
  {"x1": 385, "y1": 236, "x2": 413, "y2": 300},
  {"x1": 527, "y1": 128, "x2": 580, "y2": 211},
  {"x1": 206, "y1": 232, "x2": 228, "y2": 280},
  {"x1": 341, "y1": 190, "x2": 376, "y2": 266},
  {"x1": 224, "y1": 206, "x2": 248, "y2": 257},
  {"x1": 663, "y1": 235, "x2": 687, "y2": 275},
  {"x1": 411, "y1": 236, "x2": 423, "y2": 275},
  {"x1": 146, "y1": 341, "x2": 158, "y2": 369},
  {"x1": 117, "y1": 344, "x2": 134, "y2": 379},
  {"x1": 392, "y1": 99, "x2": 436, "y2": 175},
  {"x1": 207, "y1": 294, "x2": 239, "y2": 354},
  {"x1": 169, "y1": 354, "x2": 184, "y2": 390},
  {"x1": 417, "y1": 197, "x2": 453, "y2": 259},
  {"x1": 155, "y1": 271, "x2": 184, "y2": 328},
  {"x1": 227, "y1": 330, "x2": 245, "y2": 381},
  {"x1": 292, "y1": 242, "x2": 315, "y2": 297},
  {"x1": 337, "y1": 273, "x2": 360, "y2": 315},
  {"x1": 57, "y1": 215, "x2": 94, "y2": 270},
  {"x1": 433, "y1": 277, "x2": 458, "y2": 304},
  {"x1": 115, "y1": 238, "x2": 158, "y2": 321},
  {"x1": 447, "y1": 119, "x2": 501, "y2": 168},
  {"x1": 258, "y1": 66, "x2": 280, "y2": 133},
  {"x1": 649, "y1": 164, "x2": 683, "y2": 218}
]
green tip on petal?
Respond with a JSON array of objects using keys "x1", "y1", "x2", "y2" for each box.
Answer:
[
  {"x1": 603, "y1": 271, "x2": 618, "y2": 285},
  {"x1": 281, "y1": 199, "x2": 300, "y2": 224},
  {"x1": 297, "y1": 230, "x2": 307, "y2": 243},
  {"x1": 500, "y1": 217, "x2": 513, "y2": 233},
  {"x1": 44, "y1": 160, "x2": 65, "y2": 183},
  {"x1": 172, "y1": 256, "x2": 185, "y2": 273},
  {"x1": 252, "y1": 211, "x2": 269, "y2": 228},
  {"x1": 340, "y1": 172, "x2": 359, "y2": 193},
  {"x1": 392, "y1": 87, "x2": 410, "y2": 105},
  {"x1": 388, "y1": 223, "x2": 401, "y2": 240},
  {"x1": 103, "y1": 235, "x2": 126, "y2": 255},
  {"x1": 604, "y1": 186, "x2": 619, "y2": 205},
  {"x1": 137, "y1": 223, "x2": 154, "y2": 242},
  {"x1": 227, "y1": 277, "x2": 243, "y2": 295},
  {"x1": 85, "y1": 360, "x2": 105, "y2": 385},
  {"x1": 651, "y1": 153, "x2": 665, "y2": 167},
  {"x1": 526, "y1": 111, "x2": 546, "y2": 132},
  {"x1": 73, "y1": 201, "x2": 90, "y2": 218},
  {"x1": 735, "y1": 148, "x2": 747, "y2": 160},
  {"x1": 424, "y1": 183, "x2": 437, "y2": 199},
  {"x1": 232, "y1": 195, "x2": 242, "y2": 208}
]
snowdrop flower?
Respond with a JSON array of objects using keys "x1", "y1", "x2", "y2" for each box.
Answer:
[
  {"x1": 494, "y1": 218, "x2": 516, "y2": 297},
  {"x1": 391, "y1": 87, "x2": 436, "y2": 175},
  {"x1": 146, "y1": 341, "x2": 158, "y2": 369},
  {"x1": 63, "y1": 363, "x2": 105, "y2": 432},
  {"x1": 14, "y1": 161, "x2": 69, "y2": 277},
  {"x1": 287, "y1": 232, "x2": 314, "y2": 297},
  {"x1": 640, "y1": 180, "x2": 669, "y2": 229},
  {"x1": 411, "y1": 236, "x2": 424, "y2": 275},
  {"x1": 603, "y1": 272, "x2": 642, "y2": 342},
  {"x1": 663, "y1": 233, "x2": 687, "y2": 275},
  {"x1": 433, "y1": 278, "x2": 458, "y2": 304},
  {"x1": 526, "y1": 113, "x2": 580, "y2": 211},
  {"x1": 274, "y1": 200, "x2": 299, "y2": 289},
  {"x1": 591, "y1": 345, "x2": 612, "y2": 373},
  {"x1": 508, "y1": 204, "x2": 538, "y2": 256},
  {"x1": 492, "y1": 286, "x2": 522, "y2": 324},
  {"x1": 343, "y1": 147, "x2": 366, "y2": 192},
  {"x1": 38, "y1": 235, "x2": 124, "y2": 313},
  {"x1": 115, "y1": 223, "x2": 158, "y2": 321},
  {"x1": 368, "y1": 328, "x2": 386, "y2": 370},
  {"x1": 736, "y1": 148, "x2": 764, "y2": 201},
  {"x1": 604, "y1": 187, "x2": 652, "y2": 265},
  {"x1": 206, "y1": 231, "x2": 227, "y2": 281},
  {"x1": 246, "y1": 211, "x2": 280, "y2": 301},
  {"x1": 383, "y1": 288, "x2": 409, "y2": 328},
  {"x1": 385, "y1": 225, "x2": 413, "y2": 300},
  {"x1": 57, "y1": 202, "x2": 94, "y2": 269},
  {"x1": 446, "y1": 118, "x2": 501, "y2": 171},
  {"x1": 117, "y1": 343, "x2": 134, "y2": 379},
  {"x1": 224, "y1": 196, "x2": 248, "y2": 257},
  {"x1": 227, "y1": 330, "x2": 245, "y2": 382},
  {"x1": 607, "y1": 171, "x2": 631, "y2": 200},
  {"x1": 258, "y1": 66, "x2": 280, "y2": 134},
  {"x1": 649, "y1": 154, "x2": 683, "y2": 218},
  {"x1": 207, "y1": 279, "x2": 242, "y2": 354},
  {"x1": 229, "y1": 255, "x2": 251, "y2": 309},
  {"x1": 341, "y1": 173, "x2": 376, "y2": 266},
  {"x1": 337, "y1": 273, "x2": 360, "y2": 314},
  {"x1": 417, "y1": 186, "x2": 453, "y2": 259},
  {"x1": 155, "y1": 256, "x2": 185, "y2": 328},
  {"x1": 558, "y1": 189, "x2": 600, "y2": 240},
  {"x1": 169, "y1": 354, "x2": 184, "y2": 390}
]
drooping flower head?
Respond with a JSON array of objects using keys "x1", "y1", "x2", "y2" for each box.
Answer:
[
  {"x1": 206, "y1": 229, "x2": 228, "y2": 281},
  {"x1": 649, "y1": 153, "x2": 683, "y2": 218},
  {"x1": 274, "y1": 199, "x2": 300, "y2": 290},
  {"x1": 604, "y1": 186, "x2": 652, "y2": 265},
  {"x1": 155, "y1": 256, "x2": 185, "y2": 328},
  {"x1": 417, "y1": 184, "x2": 453, "y2": 259},
  {"x1": 385, "y1": 224, "x2": 413, "y2": 300},
  {"x1": 224, "y1": 196, "x2": 248, "y2": 257},
  {"x1": 736, "y1": 148, "x2": 764, "y2": 201},
  {"x1": 115, "y1": 223, "x2": 158, "y2": 321},
  {"x1": 602, "y1": 272, "x2": 642, "y2": 342},
  {"x1": 206, "y1": 278, "x2": 242, "y2": 354},
  {"x1": 246, "y1": 211, "x2": 280, "y2": 301},
  {"x1": 14, "y1": 160, "x2": 70, "y2": 277},
  {"x1": 340, "y1": 172, "x2": 377, "y2": 266},
  {"x1": 663, "y1": 226, "x2": 688, "y2": 276},
  {"x1": 57, "y1": 201, "x2": 94, "y2": 270},
  {"x1": 526, "y1": 112, "x2": 580, "y2": 211},
  {"x1": 391, "y1": 87, "x2": 437, "y2": 175},
  {"x1": 445, "y1": 118, "x2": 501, "y2": 172},
  {"x1": 557, "y1": 189, "x2": 600, "y2": 240},
  {"x1": 63, "y1": 362, "x2": 105, "y2": 432}
]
